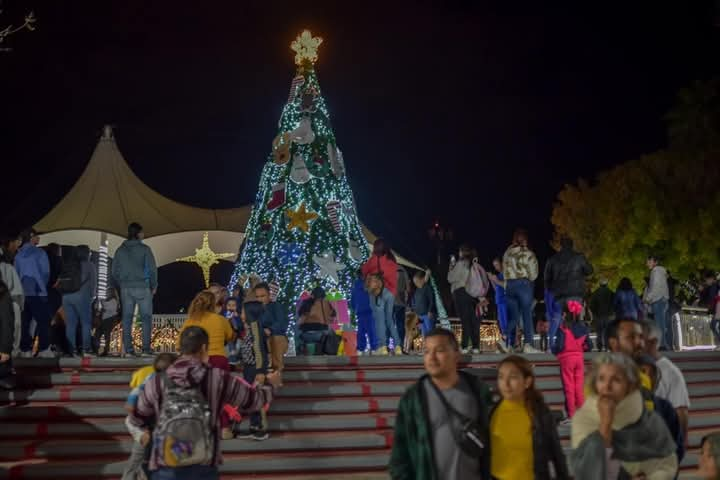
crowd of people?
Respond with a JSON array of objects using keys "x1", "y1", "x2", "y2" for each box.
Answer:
[{"x1": 390, "y1": 313, "x2": 720, "y2": 480}]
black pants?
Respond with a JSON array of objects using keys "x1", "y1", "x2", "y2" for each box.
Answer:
[
  {"x1": 94, "y1": 315, "x2": 121, "y2": 353},
  {"x1": 595, "y1": 315, "x2": 612, "y2": 351},
  {"x1": 242, "y1": 364, "x2": 267, "y2": 431},
  {"x1": 453, "y1": 288, "x2": 479, "y2": 349}
]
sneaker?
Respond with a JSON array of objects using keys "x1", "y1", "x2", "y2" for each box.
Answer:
[
  {"x1": 496, "y1": 341, "x2": 509, "y2": 354},
  {"x1": 374, "y1": 346, "x2": 389, "y2": 356},
  {"x1": 18, "y1": 351, "x2": 33, "y2": 359},
  {"x1": 357, "y1": 351, "x2": 364, "y2": 356},
  {"x1": 471, "y1": 348, "x2": 481, "y2": 355},
  {"x1": 394, "y1": 346, "x2": 403, "y2": 355},
  {"x1": 221, "y1": 427, "x2": 234, "y2": 440},
  {"x1": 37, "y1": 349, "x2": 56, "y2": 359},
  {"x1": 522, "y1": 344, "x2": 541, "y2": 354},
  {"x1": 461, "y1": 348, "x2": 471, "y2": 354},
  {"x1": 252, "y1": 430, "x2": 269, "y2": 441}
]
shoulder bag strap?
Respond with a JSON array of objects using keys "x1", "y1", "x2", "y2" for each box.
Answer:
[{"x1": 426, "y1": 376, "x2": 471, "y2": 423}]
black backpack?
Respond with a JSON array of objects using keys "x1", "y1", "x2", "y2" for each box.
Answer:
[{"x1": 57, "y1": 247, "x2": 83, "y2": 294}]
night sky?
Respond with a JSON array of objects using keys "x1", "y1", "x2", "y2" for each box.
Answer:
[{"x1": 2, "y1": 1, "x2": 718, "y2": 268}]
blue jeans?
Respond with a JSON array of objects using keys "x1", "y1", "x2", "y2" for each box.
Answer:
[
  {"x1": 505, "y1": 279, "x2": 535, "y2": 346},
  {"x1": 711, "y1": 318, "x2": 720, "y2": 346},
  {"x1": 651, "y1": 300, "x2": 670, "y2": 349},
  {"x1": 151, "y1": 465, "x2": 218, "y2": 480},
  {"x1": 371, "y1": 295, "x2": 400, "y2": 349},
  {"x1": 356, "y1": 312, "x2": 377, "y2": 352},
  {"x1": 63, "y1": 290, "x2": 93, "y2": 353},
  {"x1": 120, "y1": 287, "x2": 154, "y2": 354},
  {"x1": 419, "y1": 314, "x2": 435, "y2": 336},
  {"x1": 20, "y1": 296, "x2": 51, "y2": 352},
  {"x1": 497, "y1": 302, "x2": 508, "y2": 337}
]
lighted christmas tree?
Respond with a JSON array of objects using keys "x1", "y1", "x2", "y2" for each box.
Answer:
[{"x1": 230, "y1": 30, "x2": 370, "y2": 325}]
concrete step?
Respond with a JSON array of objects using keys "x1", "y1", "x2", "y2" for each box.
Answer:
[{"x1": 0, "y1": 451, "x2": 391, "y2": 479}]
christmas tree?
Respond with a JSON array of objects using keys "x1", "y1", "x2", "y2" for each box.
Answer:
[{"x1": 230, "y1": 30, "x2": 370, "y2": 327}]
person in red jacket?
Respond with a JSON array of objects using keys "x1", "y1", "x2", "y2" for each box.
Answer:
[{"x1": 361, "y1": 238, "x2": 398, "y2": 297}]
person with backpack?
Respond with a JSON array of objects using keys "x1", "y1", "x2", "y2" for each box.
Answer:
[
  {"x1": 361, "y1": 238, "x2": 399, "y2": 296},
  {"x1": 123, "y1": 353, "x2": 177, "y2": 480},
  {"x1": 61, "y1": 245, "x2": 97, "y2": 357},
  {"x1": 447, "y1": 245, "x2": 485, "y2": 354},
  {"x1": 112, "y1": 223, "x2": 158, "y2": 357},
  {"x1": 129, "y1": 326, "x2": 281, "y2": 480},
  {"x1": 14, "y1": 228, "x2": 54, "y2": 358}
]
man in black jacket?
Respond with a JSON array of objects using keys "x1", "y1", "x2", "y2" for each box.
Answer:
[{"x1": 544, "y1": 238, "x2": 593, "y2": 345}]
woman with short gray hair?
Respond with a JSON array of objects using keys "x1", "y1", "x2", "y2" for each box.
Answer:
[
  {"x1": 571, "y1": 352, "x2": 678, "y2": 480},
  {"x1": 698, "y1": 432, "x2": 720, "y2": 479}
]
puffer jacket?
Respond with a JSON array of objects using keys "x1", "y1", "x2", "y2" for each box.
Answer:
[{"x1": 544, "y1": 246, "x2": 593, "y2": 299}]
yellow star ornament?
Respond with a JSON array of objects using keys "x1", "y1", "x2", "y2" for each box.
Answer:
[
  {"x1": 291, "y1": 30, "x2": 323, "y2": 66},
  {"x1": 176, "y1": 232, "x2": 235, "y2": 288},
  {"x1": 286, "y1": 203, "x2": 319, "y2": 233}
]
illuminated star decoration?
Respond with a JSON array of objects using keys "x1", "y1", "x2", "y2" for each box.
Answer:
[
  {"x1": 176, "y1": 232, "x2": 235, "y2": 288},
  {"x1": 313, "y1": 252, "x2": 346, "y2": 284},
  {"x1": 286, "y1": 203, "x2": 319, "y2": 233},
  {"x1": 290, "y1": 29, "x2": 323, "y2": 66}
]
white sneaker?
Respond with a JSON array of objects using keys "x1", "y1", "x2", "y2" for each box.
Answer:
[
  {"x1": 461, "y1": 348, "x2": 471, "y2": 354},
  {"x1": 496, "y1": 341, "x2": 509, "y2": 354},
  {"x1": 37, "y1": 349, "x2": 56, "y2": 359},
  {"x1": 471, "y1": 348, "x2": 481, "y2": 355},
  {"x1": 522, "y1": 344, "x2": 541, "y2": 354},
  {"x1": 357, "y1": 351, "x2": 364, "y2": 356},
  {"x1": 19, "y1": 351, "x2": 33, "y2": 358}
]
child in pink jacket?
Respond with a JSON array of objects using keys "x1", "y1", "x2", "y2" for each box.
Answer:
[{"x1": 551, "y1": 300, "x2": 592, "y2": 421}]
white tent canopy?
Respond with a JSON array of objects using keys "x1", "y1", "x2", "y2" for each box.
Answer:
[{"x1": 35, "y1": 126, "x2": 422, "y2": 271}]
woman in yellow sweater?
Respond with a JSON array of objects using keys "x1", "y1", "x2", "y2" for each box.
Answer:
[
  {"x1": 178, "y1": 290, "x2": 235, "y2": 371},
  {"x1": 489, "y1": 355, "x2": 569, "y2": 480}
]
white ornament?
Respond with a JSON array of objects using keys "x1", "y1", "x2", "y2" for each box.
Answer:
[
  {"x1": 313, "y1": 252, "x2": 346, "y2": 284},
  {"x1": 291, "y1": 117, "x2": 315, "y2": 145},
  {"x1": 290, "y1": 152, "x2": 311, "y2": 184},
  {"x1": 328, "y1": 145, "x2": 346, "y2": 178},
  {"x1": 349, "y1": 239, "x2": 363, "y2": 261}
]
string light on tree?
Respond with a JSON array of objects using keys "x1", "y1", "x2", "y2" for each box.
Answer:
[{"x1": 230, "y1": 30, "x2": 370, "y2": 348}]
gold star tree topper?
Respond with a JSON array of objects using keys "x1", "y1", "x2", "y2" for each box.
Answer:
[
  {"x1": 291, "y1": 29, "x2": 323, "y2": 66},
  {"x1": 176, "y1": 232, "x2": 235, "y2": 288},
  {"x1": 286, "y1": 203, "x2": 319, "y2": 232}
]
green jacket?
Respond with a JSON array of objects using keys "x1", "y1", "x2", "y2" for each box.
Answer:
[{"x1": 389, "y1": 371, "x2": 493, "y2": 480}]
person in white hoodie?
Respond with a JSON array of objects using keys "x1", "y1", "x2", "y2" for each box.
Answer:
[
  {"x1": 643, "y1": 255, "x2": 671, "y2": 351},
  {"x1": 0, "y1": 235, "x2": 23, "y2": 357}
]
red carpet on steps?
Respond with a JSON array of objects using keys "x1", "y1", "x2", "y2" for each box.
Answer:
[{"x1": 0, "y1": 352, "x2": 718, "y2": 479}]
